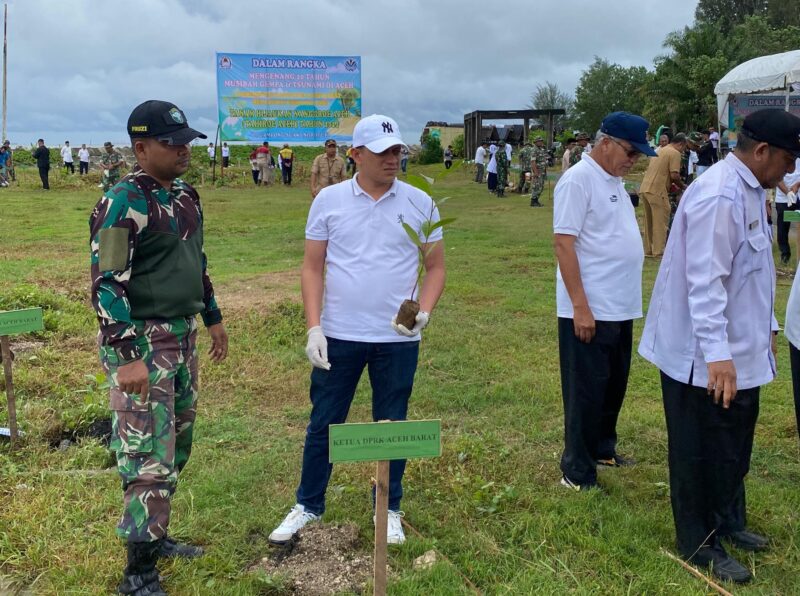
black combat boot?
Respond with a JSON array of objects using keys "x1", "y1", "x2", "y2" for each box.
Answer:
[
  {"x1": 158, "y1": 535, "x2": 204, "y2": 559},
  {"x1": 118, "y1": 541, "x2": 166, "y2": 595}
]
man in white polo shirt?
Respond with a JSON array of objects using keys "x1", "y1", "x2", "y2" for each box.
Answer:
[
  {"x1": 269, "y1": 114, "x2": 447, "y2": 547},
  {"x1": 553, "y1": 111, "x2": 656, "y2": 492},
  {"x1": 638, "y1": 109, "x2": 800, "y2": 584},
  {"x1": 61, "y1": 140, "x2": 75, "y2": 174}
]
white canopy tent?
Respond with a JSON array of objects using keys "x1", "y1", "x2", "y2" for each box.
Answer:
[{"x1": 714, "y1": 49, "x2": 800, "y2": 126}]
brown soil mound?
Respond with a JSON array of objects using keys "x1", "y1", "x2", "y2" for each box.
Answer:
[{"x1": 252, "y1": 523, "x2": 373, "y2": 595}]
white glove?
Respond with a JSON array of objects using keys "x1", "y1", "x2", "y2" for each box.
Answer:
[
  {"x1": 305, "y1": 326, "x2": 330, "y2": 370},
  {"x1": 787, "y1": 191, "x2": 797, "y2": 207},
  {"x1": 391, "y1": 311, "x2": 430, "y2": 337}
]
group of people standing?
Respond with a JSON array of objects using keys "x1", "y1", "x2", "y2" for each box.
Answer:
[
  {"x1": 247, "y1": 142, "x2": 296, "y2": 187},
  {"x1": 555, "y1": 107, "x2": 800, "y2": 585},
  {"x1": 474, "y1": 136, "x2": 551, "y2": 206},
  {"x1": 30, "y1": 140, "x2": 124, "y2": 191},
  {"x1": 90, "y1": 106, "x2": 442, "y2": 594}
]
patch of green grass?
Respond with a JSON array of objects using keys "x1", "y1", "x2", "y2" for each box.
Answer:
[{"x1": 1, "y1": 169, "x2": 800, "y2": 593}]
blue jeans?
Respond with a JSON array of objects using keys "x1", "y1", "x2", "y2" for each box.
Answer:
[{"x1": 296, "y1": 337, "x2": 420, "y2": 515}]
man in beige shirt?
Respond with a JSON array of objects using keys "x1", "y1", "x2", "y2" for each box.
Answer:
[
  {"x1": 640, "y1": 133, "x2": 686, "y2": 257},
  {"x1": 310, "y1": 139, "x2": 347, "y2": 198}
]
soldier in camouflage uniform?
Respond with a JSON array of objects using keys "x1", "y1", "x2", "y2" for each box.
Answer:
[
  {"x1": 530, "y1": 137, "x2": 549, "y2": 207},
  {"x1": 101, "y1": 141, "x2": 125, "y2": 192},
  {"x1": 496, "y1": 140, "x2": 509, "y2": 197},
  {"x1": 568, "y1": 132, "x2": 590, "y2": 168},
  {"x1": 90, "y1": 100, "x2": 228, "y2": 596},
  {"x1": 517, "y1": 141, "x2": 532, "y2": 194}
]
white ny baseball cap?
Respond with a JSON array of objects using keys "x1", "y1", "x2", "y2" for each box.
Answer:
[{"x1": 352, "y1": 114, "x2": 406, "y2": 153}]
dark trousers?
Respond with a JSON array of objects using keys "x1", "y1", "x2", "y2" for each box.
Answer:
[
  {"x1": 776, "y1": 203, "x2": 793, "y2": 260},
  {"x1": 64, "y1": 162, "x2": 74, "y2": 174},
  {"x1": 789, "y1": 343, "x2": 800, "y2": 442},
  {"x1": 444, "y1": 160, "x2": 452, "y2": 169},
  {"x1": 38, "y1": 166, "x2": 49, "y2": 189},
  {"x1": 79, "y1": 161, "x2": 89, "y2": 175},
  {"x1": 487, "y1": 172, "x2": 498, "y2": 191},
  {"x1": 282, "y1": 164, "x2": 292, "y2": 185},
  {"x1": 251, "y1": 169, "x2": 259, "y2": 185},
  {"x1": 296, "y1": 338, "x2": 420, "y2": 515},
  {"x1": 475, "y1": 164, "x2": 484, "y2": 183},
  {"x1": 661, "y1": 371, "x2": 759, "y2": 558},
  {"x1": 558, "y1": 317, "x2": 632, "y2": 485}
]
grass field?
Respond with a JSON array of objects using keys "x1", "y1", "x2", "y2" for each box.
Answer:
[{"x1": 1, "y1": 161, "x2": 799, "y2": 594}]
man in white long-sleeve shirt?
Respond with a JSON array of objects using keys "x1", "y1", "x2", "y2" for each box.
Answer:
[{"x1": 639, "y1": 109, "x2": 800, "y2": 584}]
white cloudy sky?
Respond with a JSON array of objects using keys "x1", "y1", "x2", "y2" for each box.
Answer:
[{"x1": 8, "y1": 0, "x2": 697, "y2": 147}]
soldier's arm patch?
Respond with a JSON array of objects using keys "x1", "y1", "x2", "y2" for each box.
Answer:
[{"x1": 98, "y1": 227, "x2": 130, "y2": 272}]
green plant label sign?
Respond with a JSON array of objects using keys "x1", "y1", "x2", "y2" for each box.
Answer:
[
  {"x1": 0, "y1": 308, "x2": 44, "y2": 336},
  {"x1": 783, "y1": 211, "x2": 800, "y2": 222},
  {"x1": 329, "y1": 419, "x2": 441, "y2": 463}
]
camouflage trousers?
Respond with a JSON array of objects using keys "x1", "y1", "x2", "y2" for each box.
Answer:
[
  {"x1": 496, "y1": 167, "x2": 508, "y2": 192},
  {"x1": 100, "y1": 317, "x2": 199, "y2": 543},
  {"x1": 530, "y1": 172, "x2": 546, "y2": 202},
  {"x1": 102, "y1": 172, "x2": 120, "y2": 192}
]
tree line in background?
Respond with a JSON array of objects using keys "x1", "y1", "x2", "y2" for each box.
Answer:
[{"x1": 531, "y1": 1, "x2": 800, "y2": 135}]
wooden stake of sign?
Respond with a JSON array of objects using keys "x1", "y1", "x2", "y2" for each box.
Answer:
[
  {"x1": 328, "y1": 419, "x2": 441, "y2": 596},
  {"x1": 373, "y1": 460, "x2": 389, "y2": 596},
  {"x1": 1, "y1": 336, "x2": 17, "y2": 443},
  {"x1": 0, "y1": 308, "x2": 44, "y2": 444}
]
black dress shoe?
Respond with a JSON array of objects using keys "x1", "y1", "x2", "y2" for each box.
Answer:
[
  {"x1": 689, "y1": 547, "x2": 752, "y2": 584},
  {"x1": 724, "y1": 529, "x2": 770, "y2": 552}
]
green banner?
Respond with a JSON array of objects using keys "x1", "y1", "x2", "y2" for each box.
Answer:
[
  {"x1": 0, "y1": 308, "x2": 44, "y2": 336},
  {"x1": 329, "y1": 420, "x2": 441, "y2": 463}
]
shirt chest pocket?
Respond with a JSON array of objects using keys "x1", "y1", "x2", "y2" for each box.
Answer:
[{"x1": 745, "y1": 232, "x2": 769, "y2": 275}]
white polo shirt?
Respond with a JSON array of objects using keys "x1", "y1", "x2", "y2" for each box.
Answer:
[
  {"x1": 475, "y1": 146, "x2": 486, "y2": 164},
  {"x1": 306, "y1": 174, "x2": 442, "y2": 343},
  {"x1": 775, "y1": 158, "x2": 800, "y2": 204},
  {"x1": 639, "y1": 154, "x2": 778, "y2": 390},
  {"x1": 553, "y1": 153, "x2": 643, "y2": 321},
  {"x1": 78, "y1": 148, "x2": 90, "y2": 162},
  {"x1": 61, "y1": 146, "x2": 73, "y2": 163}
]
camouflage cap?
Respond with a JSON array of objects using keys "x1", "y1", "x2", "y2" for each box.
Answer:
[
  {"x1": 103, "y1": 141, "x2": 113, "y2": 147},
  {"x1": 534, "y1": 137, "x2": 545, "y2": 143},
  {"x1": 687, "y1": 131, "x2": 704, "y2": 144},
  {"x1": 576, "y1": 132, "x2": 590, "y2": 141}
]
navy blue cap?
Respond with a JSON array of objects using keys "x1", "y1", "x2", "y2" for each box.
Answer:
[
  {"x1": 741, "y1": 109, "x2": 800, "y2": 158},
  {"x1": 600, "y1": 111, "x2": 657, "y2": 157}
]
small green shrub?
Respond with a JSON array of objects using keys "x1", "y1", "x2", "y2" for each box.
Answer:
[{"x1": 418, "y1": 135, "x2": 444, "y2": 165}]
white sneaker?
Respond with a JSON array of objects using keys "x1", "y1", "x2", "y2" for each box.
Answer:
[
  {"x1": 269, "y1": 504, "x2": 319, "y2": 544},
  {"x1": 373, "y1": 510, "x2": 406, "y2": 545}
]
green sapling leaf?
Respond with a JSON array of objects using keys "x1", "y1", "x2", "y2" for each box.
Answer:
[
  {"x1": 402, "y1": 222, "x2": 423, "y2": 247},
  {"x1": 405, "y1": 174, "x2": 432, "y2": 195}
]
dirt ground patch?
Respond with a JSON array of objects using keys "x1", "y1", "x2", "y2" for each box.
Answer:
[
  {"x1": 219, "y1": 269, "x2": 301, "y2": 313},
  {"x1": 252, "y1": 523, "x2": 373, "y2": 595}
]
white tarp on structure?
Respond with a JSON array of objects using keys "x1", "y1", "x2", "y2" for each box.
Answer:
[{"x1": 715, "y1": 49, "x2": 800, "y2": 124}]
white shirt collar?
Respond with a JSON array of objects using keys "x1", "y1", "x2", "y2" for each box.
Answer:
[
  {"x1": 351, "y1": 173, "x2": 399, "y2": 203},
  {"x1": 725, "y1": 152, "x2": 761, "y2": 190},
  {"x1": 581, "y1": 153, "x2": 617, "y2": 183}
]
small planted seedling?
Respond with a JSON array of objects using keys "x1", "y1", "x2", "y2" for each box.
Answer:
[{"x1": 395, "y1": 174, "x2": 455, "y2": 329}]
